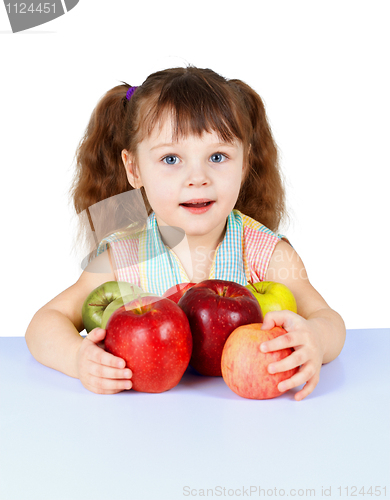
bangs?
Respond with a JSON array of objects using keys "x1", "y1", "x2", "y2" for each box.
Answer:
[{"x1": 136, "y1": 72, "x2": 247, "y2": 145}]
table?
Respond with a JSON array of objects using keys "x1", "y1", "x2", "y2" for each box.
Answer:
[{"x1": 1, "y1": 329, "x2": 389, "y2": 500}]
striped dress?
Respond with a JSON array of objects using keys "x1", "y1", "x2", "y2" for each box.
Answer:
[{"x1": 96, "y1": 209, "x2": 284, "y2": 295}]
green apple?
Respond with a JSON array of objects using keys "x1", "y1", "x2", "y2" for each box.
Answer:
[
  {"x1": 82, "y1": 281, "x2": 143, "y2": 333},
  {"x1": 245, "y1": 281, "x2": 297, "y2": 317},
  {"x1": 101, "y1": 292, "x2": 160, "y2": 329}
]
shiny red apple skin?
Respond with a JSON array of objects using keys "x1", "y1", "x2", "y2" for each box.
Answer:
[
  {"x1": 178, "y1": 279, "x2": 263, "y2": 376},
  {"x1": 162, "y1": 283, "x2": 196, "y2": 304},
  {"x1": 105, "y1": 296, "x2": 192, "y2": 393},
  {"x1": 221, "y1": 323, "x2": 299, "y2": 399}
]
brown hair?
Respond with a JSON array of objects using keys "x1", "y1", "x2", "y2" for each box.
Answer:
[{"x1": 69, "y1": 65, "x2": 287, "y2": 264}]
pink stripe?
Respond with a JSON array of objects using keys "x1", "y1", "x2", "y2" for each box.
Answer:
[
  {"x1": 109, "y1": 238, "x2": 141, "y2": 286},
  {"x1": 243, "y1": 225, "x2": 280, "y2": 282}
]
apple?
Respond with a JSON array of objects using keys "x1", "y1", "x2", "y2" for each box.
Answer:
[
  {"x1": 221, "y1": 323, "x2": 299, "y2": 399},
  {"x1": 82, "y1": 281, "x2": 143, "y2": 333},
  {"x1": 178, "y1": 279, "x2": 263, "y2": 376},
  {"x1": 101, "y1": 292, "x2": 160, "y2": 329},
  {"x1": 105, "y1": 295, "x2": 192, "y2": 393},
  {"x1": 246, "y1": 281, "x2": 297, "y2": 317},
  {"x1": 162, "y1": 282, "x2": 196, "y2": 304}
]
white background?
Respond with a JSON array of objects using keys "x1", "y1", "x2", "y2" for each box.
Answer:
[{"x1": 1, "y1": 1, "x2": 389, "y2": 336}]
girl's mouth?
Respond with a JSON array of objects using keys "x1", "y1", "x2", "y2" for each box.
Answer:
[{"x1": 179, "y1": 200, "x2": 215, "y2": 214}]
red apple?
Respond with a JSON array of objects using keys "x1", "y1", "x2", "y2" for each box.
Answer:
[
  {"x1": 221, "y1": 323, "x2": 299, "y2": 399},
  {"x1": 105, "y1": 295, "x2": 192, "y2": 393},
  {"x1": 162, "y1": 282, "x2": 196, "y2": 304},
  {"x1": 178, "y1": 279, "x2": 263, "y2": 376}
]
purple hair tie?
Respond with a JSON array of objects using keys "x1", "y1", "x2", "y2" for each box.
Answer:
[{"x1": 126, "y1": 86, "x2": 138, "y2": 100}]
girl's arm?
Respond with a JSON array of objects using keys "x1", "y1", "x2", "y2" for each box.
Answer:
[
  {"x1": 262, "y1": 240, "x2": 346, "y2": 400},
  {"x1": 25, "y1": 251, "x2": 132, "y2": 394}
]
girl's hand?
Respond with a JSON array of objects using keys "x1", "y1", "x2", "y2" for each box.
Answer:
[
  {"x1": 76, "y1": 328, "x2": 132, "y2": 394},
  {"x1": 260, "y1": 310, "x2": 325, "y2": 401}
]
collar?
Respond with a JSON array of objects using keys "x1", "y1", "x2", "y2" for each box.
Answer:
[{"x1": 139, "y1": 210, "x2": 247, "y2": 295}]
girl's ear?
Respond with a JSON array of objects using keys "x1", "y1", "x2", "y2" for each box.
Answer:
[{"x1": 122, "y1": 149, "x2": 143, "y2": 189}]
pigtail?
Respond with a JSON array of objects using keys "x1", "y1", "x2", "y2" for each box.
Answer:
[
  {"x1": 230, "y1": 79, "x2": 287, "y2": 233},
  {"x1": 68, "y1": 83, "x2": 142, "y2": 265}
]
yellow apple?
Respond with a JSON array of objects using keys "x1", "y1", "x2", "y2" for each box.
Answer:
[{"x1": 245, "y1": 281, "x2": 297, "y2": 316}]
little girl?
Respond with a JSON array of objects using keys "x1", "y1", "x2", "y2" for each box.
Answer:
[{"x1": 25, "y1": 66, "x2": 346, "y2": 400}]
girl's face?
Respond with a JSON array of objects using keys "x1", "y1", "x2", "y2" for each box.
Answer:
[{"x1": 123, "y1": 118, "x2": 245, "y2": 244}]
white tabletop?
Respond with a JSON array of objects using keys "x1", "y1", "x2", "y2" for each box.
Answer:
[{"x1": 1, "y1": 329, "x2": 389, "y2": 500}]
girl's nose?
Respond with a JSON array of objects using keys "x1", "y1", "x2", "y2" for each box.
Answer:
[{"x1": 186, "y1": 161, "x2": 210, "y2": 187}]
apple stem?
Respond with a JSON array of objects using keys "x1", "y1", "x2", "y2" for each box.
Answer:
[
  {"x1": 134, "y1": 304, "x2": 143, "y2": 315},
  {"x1": 132, "y1": 298, "x2": 145, "y2": 315}
]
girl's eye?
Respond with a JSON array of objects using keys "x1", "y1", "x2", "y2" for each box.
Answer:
[
  {"x1": 162, "y1": 155, "x2": 180, "y2": 165},
  {"x1": 210, "y1": 153, "x2": 228, "y2": 163}
]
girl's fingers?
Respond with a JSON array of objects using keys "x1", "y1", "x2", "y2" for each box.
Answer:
[
  {"x1": 261, "y1": 332, "x2": 296, "y2": 353},
  {"x1": 277, "y1": 370, "x2": 304, "y2": 393},
  {"x1": 86, "y1": 328, "x2": 106, "y2": 343},
  {"x1": 277, "y1": 363, "x2": 319, "y2": 394},
  {"x1": 88, "y1": 377, "x2": 132, "y2": 394},
  {"x1": 267, "y1": 348, "x2": 304, "y2": 374},
  {"x1": 261, "y1": 310, "x2": 299, "y2": 331},
  {"x1": 88, "y1": 361, "x2": 132, "y2": 380},
  {"x1": 294, "y1": 374, "x2": 320, "y2": 401},
  {"x1": 88, "y1": 343, "x2": 127, "y2": 369},
  {"x1": 78, "y1": 331, "x2": 133, "y2": 394}
]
